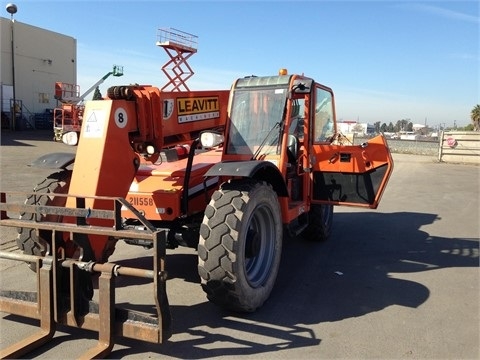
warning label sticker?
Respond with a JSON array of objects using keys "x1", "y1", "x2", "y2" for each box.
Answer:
[{"x1": 83, "y1": 109, "x2": 105, "y2": 138}]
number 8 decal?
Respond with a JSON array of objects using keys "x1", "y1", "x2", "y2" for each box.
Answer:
[{"x1": 114, "y1": 107, "x2": 128, "y2": 128}]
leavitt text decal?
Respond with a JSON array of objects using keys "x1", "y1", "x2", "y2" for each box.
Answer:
[{"x1": 177, "y1": 96, "x2": 220, "y2": 123}]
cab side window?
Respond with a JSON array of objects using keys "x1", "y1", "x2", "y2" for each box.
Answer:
[
  {"x1": 314, "y1": 88, "x2": 335, "y2": 143},
  {"x1": 289, "y1": 99, "x2": 305, "y2": 141}
]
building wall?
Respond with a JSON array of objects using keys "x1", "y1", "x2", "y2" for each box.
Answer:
[{"x1": 1, "y1": 17, "x2": 76, "y2": 119}]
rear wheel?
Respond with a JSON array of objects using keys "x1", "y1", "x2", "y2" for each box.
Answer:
[
  {"x1": 198, "y1": 180, "x2": 283, "y2": 312},
  {"x1": 301, "y1": 204, "x2": 333, "y2": 242}
]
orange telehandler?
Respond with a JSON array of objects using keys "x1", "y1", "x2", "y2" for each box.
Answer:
[{"x1": 0, "y1": 70, "x2": 393, "y2": 358}]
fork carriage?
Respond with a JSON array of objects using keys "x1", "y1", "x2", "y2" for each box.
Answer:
[{"x1": 0, "y1": 192, "x2": 171, "y2": 359}]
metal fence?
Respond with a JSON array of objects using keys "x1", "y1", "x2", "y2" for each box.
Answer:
[{"x1": 356, "y1": 133, "x2": 480, "y2": 165}]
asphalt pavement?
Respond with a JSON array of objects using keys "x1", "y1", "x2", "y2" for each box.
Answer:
[{"x1": 0, "y1": 130, "x2": 479, "y2": 359}]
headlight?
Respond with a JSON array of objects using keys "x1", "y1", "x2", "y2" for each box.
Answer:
[{"x1": 200, "y1": 131, "x2": 224, "y2": 148}]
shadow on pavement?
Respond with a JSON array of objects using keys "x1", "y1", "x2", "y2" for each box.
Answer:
[
  {"x1": 0, "y1": 130, "x2": 53, "y2": 146},
  {"x1": 109, "y1": 211, "x2": 478, "y2": 358}
]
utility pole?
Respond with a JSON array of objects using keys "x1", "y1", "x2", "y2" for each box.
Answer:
[{"x1": 6, "y1": 3, "x2": 17, "y2": 131}]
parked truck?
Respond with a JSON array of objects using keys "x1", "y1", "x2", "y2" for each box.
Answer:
[{"x1": 0, "y1": 69, "x2": 393, "y2": 358}]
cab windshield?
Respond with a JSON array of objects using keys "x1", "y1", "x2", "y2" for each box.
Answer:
[{"x1": 226, "y1": 87, "x2": 288, "y2": 156}]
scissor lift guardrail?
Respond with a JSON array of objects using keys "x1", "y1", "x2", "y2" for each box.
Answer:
[
  {"x1": 0, "y1": 192, "x2": 171, "y2": 359},
  {"x1": 156, "y1": 28, "x2": 198, "y2": 92}
]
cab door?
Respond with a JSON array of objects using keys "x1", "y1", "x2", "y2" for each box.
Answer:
[
  {"x1": 310, "y1": 135, "x2": 393, "y2": 209},
  {"x1": 309, "y1": 85, "x2": 393, "y2": 209}
]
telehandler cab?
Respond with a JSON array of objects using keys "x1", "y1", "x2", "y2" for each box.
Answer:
[{"x1": 0, "y1": 69, "x2": 393, "y2": 358}]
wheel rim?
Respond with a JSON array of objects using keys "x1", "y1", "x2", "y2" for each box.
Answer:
[{"x1": 243, "y1": 204, "x2": 276, "y2": 288}]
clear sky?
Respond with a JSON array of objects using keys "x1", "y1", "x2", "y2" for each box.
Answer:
[{"x1": 5, "y1": 0, "x2": 479, "y2": 127}]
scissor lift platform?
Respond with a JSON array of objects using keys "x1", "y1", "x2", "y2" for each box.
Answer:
[{"x1": 156, "y1": 28, "x2": 198, "y2": 92}]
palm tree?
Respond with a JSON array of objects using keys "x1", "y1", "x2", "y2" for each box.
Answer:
[{"x1": 471, "y1": 104, "x2": 480, "y2": 131}]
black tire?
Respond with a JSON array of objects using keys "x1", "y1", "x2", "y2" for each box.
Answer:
[
  {"x1": 198, "y1": 180, "x2": 283, "y2": 312},
  {"x1": 16, "y1": 170, "x2": 117, "y2": 271},
  {"x1": 301, "y1": 204, "x2": 333, "y2": 242},
  {"x1": 17, "y1": 170, "x2": 72, "y2": 271}
]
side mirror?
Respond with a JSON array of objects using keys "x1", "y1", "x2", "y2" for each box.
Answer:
[
  {"x1": 62, "y1": 131, "x2": 79, "y2": 146},
  {"x1": 199, "y1": 131, "x2": 224, "y2": 148}
]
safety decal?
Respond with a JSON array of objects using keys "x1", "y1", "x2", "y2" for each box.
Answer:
[
  {"x1": 83, "y1": 109, "x2": 105, "y2": 138},
  {"x1": 163, "y1": 99, "x2": 174, "y2": 120}
]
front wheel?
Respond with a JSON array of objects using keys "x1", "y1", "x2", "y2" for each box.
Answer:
[
  {"x1": 16, "y1": 170, "x2": 117, "y2": 272},
  {"x1": 198, "y1": 180, "x2": 283, "y2": 312},
  {"x1": 17, "y1": 170, "x2": 73, "y2": 271}
]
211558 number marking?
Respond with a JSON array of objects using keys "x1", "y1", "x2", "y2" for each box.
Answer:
[{"x1": 128, "y1": 196, "x2": 154, "y2": 207}]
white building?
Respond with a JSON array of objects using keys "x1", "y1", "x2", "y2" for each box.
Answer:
[
  {"x1": 1, "y1": 17, "x2": 76, "y2": 130},
  {"x1": 337, "y1": 120, "x2": 374, "y2": 136},
  {"x1": 412, "y1": 124, "x2": 426, "y2": 131}
]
